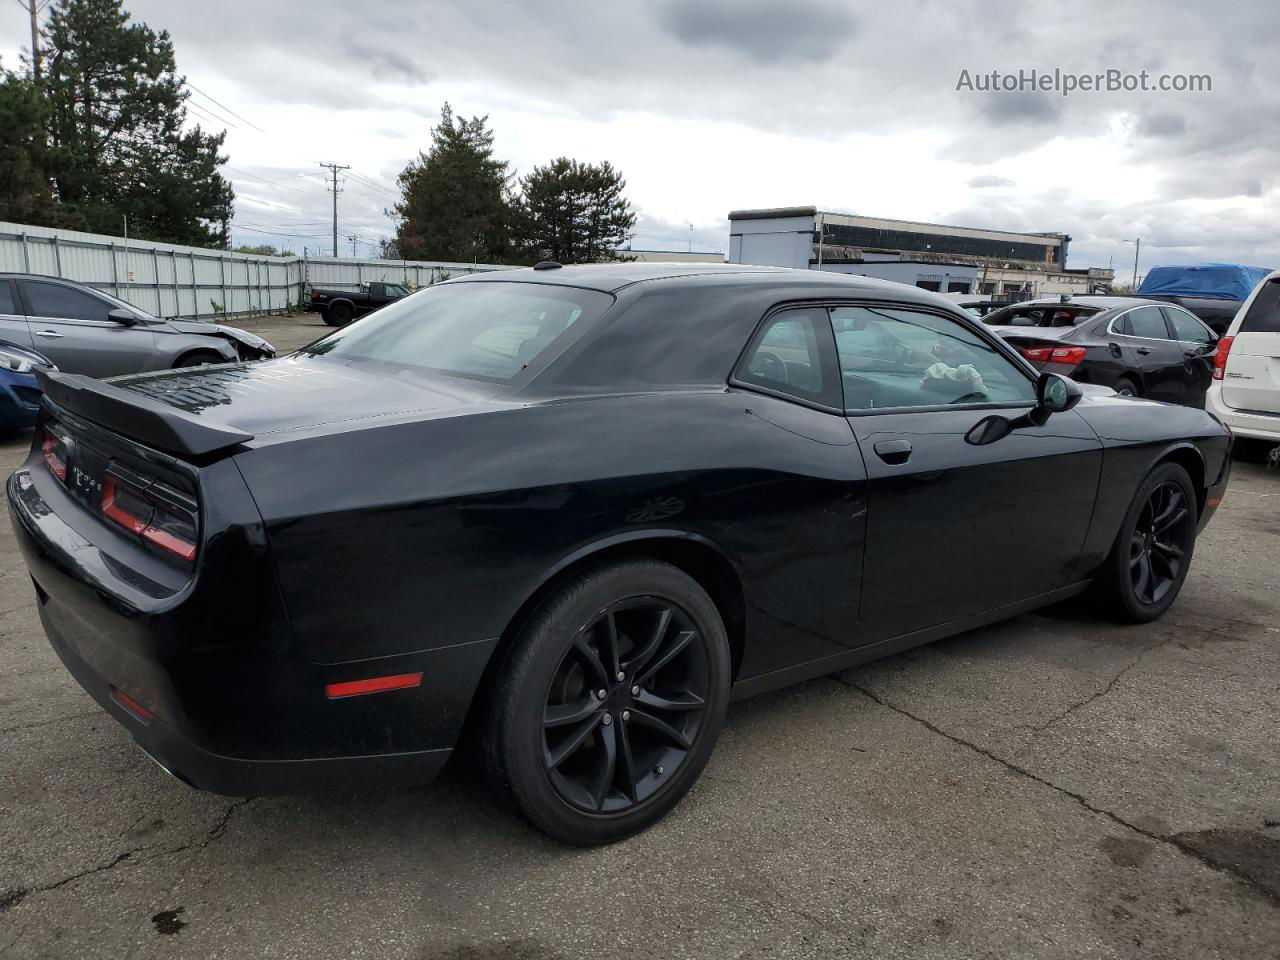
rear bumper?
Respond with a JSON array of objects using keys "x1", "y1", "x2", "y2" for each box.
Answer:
[
  {"x1": 1206, "y1": 385, "x2": 1280, "y2": 442},
  {"x1": 7, "y1": 459, "x2": 493, "y2": 796},
  {"x1": 40, "y1": 601, "x2": 452, "y2": 795}
]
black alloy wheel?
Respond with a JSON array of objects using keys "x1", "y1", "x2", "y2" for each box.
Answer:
[
  {"x1": 483, "y1": 560, "x2": 730, "y2": 846},
  {"x1": 1105, "y1": 461, "x2": 1198, "y2": 622},
  {"x1": 1128, "y1": 480, "x2": 1192, "y2": 606},
  {"x1": 542, "y1": 598, "x2": 710, "y2": 813}
]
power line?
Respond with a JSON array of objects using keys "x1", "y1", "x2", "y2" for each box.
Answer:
[
  {"x1": 224, "y1": 166, "x2": 329, "y2": 200},
  {"x1": 184, "y1": 100, "x2": 237, "y2": 131},
  {"x1": 184, "y1": 81, "x2": 268, "y2": 134}
]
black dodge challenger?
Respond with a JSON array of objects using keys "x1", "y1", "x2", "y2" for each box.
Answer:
[{"x1": 8, "y1": 264, "x2": 1231, "y2": 845}]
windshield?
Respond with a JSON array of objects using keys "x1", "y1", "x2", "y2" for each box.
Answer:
[{"x1": 303, "y1": 280, "x2": 614, "y2": 382}]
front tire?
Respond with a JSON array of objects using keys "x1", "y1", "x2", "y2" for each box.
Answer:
[
  {"x1": 1100, "y1": 462, "x2": 1198, "y2": 623},
  {"x1": 173, "y1": 350, "x2": 225, "y2": 368},
  {"x1": 483, "y1": 560, "x2": 730, "y2": 846}
]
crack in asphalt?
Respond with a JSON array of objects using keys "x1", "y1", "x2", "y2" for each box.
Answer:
[
  {"x1": 0, "y1": 796, "x2": 255, "y2": 940},
  {"x1": 1022, "y1": 635, "x2": 1176, "y2": 733},
  {"x1": 834, "y1": 676, "x2": 1280, "y2": 908}
]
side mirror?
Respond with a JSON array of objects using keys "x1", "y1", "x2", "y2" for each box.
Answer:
[
  {"x1": 1037, "y1": 372, "x2": 1082, "y2": 414},
  {"x1": 965, "y1": 415, "x2": 1013, "y2": 446},
  {"x1": 108, "y1": 308, "x2": 139, "y2": 326}
]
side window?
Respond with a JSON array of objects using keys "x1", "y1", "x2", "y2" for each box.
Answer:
[
  {"x1": 831, "y1": 305, "x2": 1037, "y2": 411},
  {"x1": 0, "y1": 281, "x2": 16, "y2": 315},
  {"x1": 22, "y1": 281, "x2": 112, "y2": 322},
  {"x1": 1164, "y1": 308, "x2": 1212, "y2": 344},
  {"x1": 737, "y1": 308, "x2": 836, "y2": 406},
  {"x1": 1123, "y1": 306, "x2": 1171, "y2": 340}
]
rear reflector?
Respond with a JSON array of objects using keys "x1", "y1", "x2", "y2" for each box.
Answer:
[
  {"x1": 110, "y1": 686, "x2": 154, "y2": 724},
  {"x1": 326, "y1": 672, "x2": 424, "y2": 700},
  {"x1": 1212, "y1": 336, "x2": 1234, "y2": 381}
]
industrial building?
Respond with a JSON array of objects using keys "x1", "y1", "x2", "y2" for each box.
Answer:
[{"x1": 728, "y1": 207, "x2": 1113, "y2": 298}]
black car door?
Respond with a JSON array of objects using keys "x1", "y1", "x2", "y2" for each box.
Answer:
[
  {"x1": 1162, "y1": 306, "x2": 1216, "y2": 405},
  {"x1": 1111, "y1": 305, "x2": 1186, "y2": 403},
  {"x1": 829, "y1": 304, "x2": 1104, "y2": 641}
]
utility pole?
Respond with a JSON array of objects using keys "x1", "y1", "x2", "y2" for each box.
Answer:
[
  {"x1": 1123, "y1": 237, "x2": 1141, "y2": 291},
  {"x1": 27, "y1": 0, "x2": 42, "y2": 83},
  {"x1": 816, "y1": 213, "x2": 825, "y2": 272},
  {"x1": 318, "y1": 161, "x2": 349, "y2": 257}
]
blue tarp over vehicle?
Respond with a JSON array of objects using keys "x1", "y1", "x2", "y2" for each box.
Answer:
[{"x1": 1138, "y1": 263, "x2": 1273, "y2": 301}]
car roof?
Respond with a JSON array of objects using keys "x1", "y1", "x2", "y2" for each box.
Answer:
[{"x1": 449, "y1": 262, "x2": 962, "y2": 303}]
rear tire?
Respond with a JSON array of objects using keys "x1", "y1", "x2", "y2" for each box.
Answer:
[
  {"x1": 1098, "y1": 462, "x2": 1198, "y2": 623},
  {"x1": 1113, "y1": 375, "x2": 1141, "y2": 398},
  {"x1": 482, "y1": 560, "x2": 730, "y2": 846},
  {"x1": 325, "y1": 303, "x2": 353, "y2": 327},
  {"x1": 173, "y1": 350, "x2": 225, "y2": 368}
]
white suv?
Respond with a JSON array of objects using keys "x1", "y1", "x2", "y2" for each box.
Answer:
[{"x1": 1207, "y1": 271, "x2": 1280, "y2": 453}]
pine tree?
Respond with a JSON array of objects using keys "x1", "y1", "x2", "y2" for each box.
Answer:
[
  {"x1": 393, "y1": 104, "x2": 514, "y2": 263},
  {"x1": 516, "y1": 158, "x2": 636, "y2": 264},
  {"x1": 0, "y1": 65, "x2": 61, "y2": 225},
  {"x1": 40, "y1": 0, "x2": 233, "y2": 245}
]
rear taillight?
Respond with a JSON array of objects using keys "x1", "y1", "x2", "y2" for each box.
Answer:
[
  {"x1": 1020, "y1": 345, "x2": 1086, "y2": 369},
  {"x1": 101, "y1": 469, "x2": 198, "y2": 563},
  {"x1": 41, "y1": 425, "x2": 68, "y2": 482},
  {"x1": 1212, "y1": 336, "x2": 1234, "y2": 381}
]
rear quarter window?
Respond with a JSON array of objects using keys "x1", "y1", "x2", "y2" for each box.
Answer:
[
  {"x1": 1240, "y1": 280, "x2": 1280, "y2": 334},
  {"x1": 304, "y1": 281, "x2": 613, "y2": 383}
]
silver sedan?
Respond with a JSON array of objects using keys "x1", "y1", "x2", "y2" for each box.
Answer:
[{"x1": 0, "y1": 273, "x2": 275, "y2": 378}]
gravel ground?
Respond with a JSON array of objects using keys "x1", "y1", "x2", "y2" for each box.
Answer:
[{"x1": 1, "y1": 313, "x2": 1277, "y2": 959}]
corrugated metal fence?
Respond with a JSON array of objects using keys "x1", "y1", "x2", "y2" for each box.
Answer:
[{"x1": 0, "y1": 221, "x2": 514, "y2": 320}]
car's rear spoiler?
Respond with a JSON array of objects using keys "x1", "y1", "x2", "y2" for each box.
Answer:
[{"x1": 36, "y1": 370, "x2": 254, "y2": 458}]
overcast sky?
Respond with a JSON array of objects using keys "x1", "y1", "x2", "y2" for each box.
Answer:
[{"x1": 3, "y1": 0, "x2": 1278, "y2": 275}]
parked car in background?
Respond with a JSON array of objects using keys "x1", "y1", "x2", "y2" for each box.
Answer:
[
  {"x1": 0, "y1": 274, "x2": 275, "y2": 380},
  {"x1": 940, "y1": 292, "x2": 1003, "y2": 317},
  {"x1": 9, "y1": 264, "x2": 1230, "y2": 846},
  {"x1": 1207, "y1": 271, "x2": 1280, "y2": 457},
  {"x1": 982, "y1": 296, "x2": 1218, "y2": 407},
  {"x1": 307, "y1": 281, "x2": 410, "y2": 326},
  {"x1": 1138, "y1": 263, "x2": 1272, "y2": 335},
  {"x1": 0, "y1": 340, "x2": 54, "y2": 433}
]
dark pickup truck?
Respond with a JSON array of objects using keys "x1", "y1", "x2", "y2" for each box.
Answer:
[
  {"x1": 307, "y1": 281, "x2": 411, "y2": 326},
  {"x1": 1138, "y1": 263, "x2": 1272, "y2": 335}
]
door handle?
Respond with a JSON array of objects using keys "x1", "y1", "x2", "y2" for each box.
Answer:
[
  {"x1": 1135, "y1": 346, "x2": 1152, "y2": 355},
  {"x1": 34, "y1": 331, "x2": 64, "y2": 339},
  {"x1": 873, "y1": 438, "x2": 913, "y2": 465}
]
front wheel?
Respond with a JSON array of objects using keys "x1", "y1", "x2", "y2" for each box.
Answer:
[
  {"x1": 483, "y1": 560, "x2": 730, "y2": 846},
  {"x1": 1100, "y1": 462, "x2": 1198, "y2": 623}
]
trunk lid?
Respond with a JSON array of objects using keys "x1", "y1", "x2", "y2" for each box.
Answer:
[{"x1": 106, "y1": 354, "x2": 504, "y2": 444}]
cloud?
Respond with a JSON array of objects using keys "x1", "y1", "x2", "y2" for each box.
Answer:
[
  {"x1": 44, "y1": 0, "x2": 1275, "y2": 273},
  {"x1": 655, "y1": 0, "x2": 856, "y2": 65},
  {"x1": 1135, "y1": 112, "x2": 1186, "y2": 138},
  {"x1": 967, "y1": 174, "x2": 1016, "y2": 188}
]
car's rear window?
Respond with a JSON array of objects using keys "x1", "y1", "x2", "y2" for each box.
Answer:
[
  {"x1": 1239, "y1": 279, "x2": 1280, "y2": 334},
  {"x1": 303, "y1": 281, "x2": 614, "y2": 382}
]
